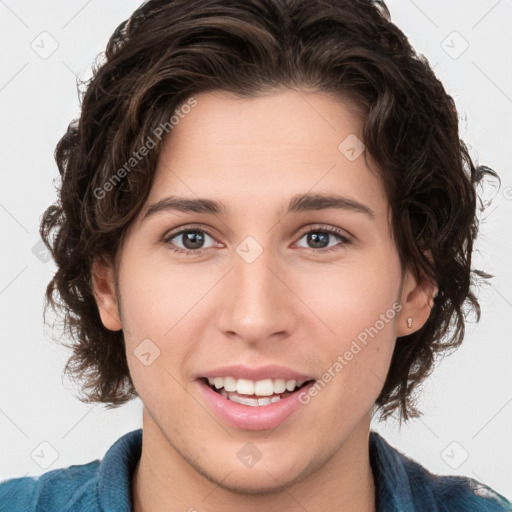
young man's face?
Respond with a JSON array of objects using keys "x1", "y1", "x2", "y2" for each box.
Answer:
[{"x1": 94, "y1": 89, "x2": 431, "y2": 494}]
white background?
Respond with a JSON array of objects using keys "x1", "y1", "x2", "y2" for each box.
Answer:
[{"x1": 1, "y1": 0, "x2": 511, "y2": 502}]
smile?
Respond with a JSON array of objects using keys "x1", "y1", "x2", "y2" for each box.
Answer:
[
  {"x1": 196, "y1": 375, "x2": 316, "y2": 430},
  {"x1": 205, "y1": 377, "x2": 312, "y2": 406}
]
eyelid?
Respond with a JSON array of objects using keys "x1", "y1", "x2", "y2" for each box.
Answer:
[
  {"x1": 163, "y1": 225, "x2": 219, "y2": 248},
  {"x1": 295, "y1": 223, "x2": 354, "y2": 243}
]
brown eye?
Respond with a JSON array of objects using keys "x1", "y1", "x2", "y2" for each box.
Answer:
[
  {"x1": 295, "y1": 226, "x2": 353, "y2": 252},
  {"x1": 164, "y1": 228, "x2": 217, "y2": 255}
]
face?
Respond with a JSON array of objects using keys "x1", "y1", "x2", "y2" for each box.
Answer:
[{"x1": 94, "y1": 89, "x2": 432, "y2": 493}]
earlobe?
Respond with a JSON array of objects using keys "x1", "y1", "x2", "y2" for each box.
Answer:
[
  {"x1": 91, "y1": 257, "x2": 122, "y2": 331},
  {"x1": 397, "y1": 262, "x2": 438, "y2": 337}
]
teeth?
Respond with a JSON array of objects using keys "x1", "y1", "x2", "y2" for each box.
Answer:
[
  {"x1": 229, "y1": 394, "x2": 260, "y2": 406},
  {"x1": 273, "y1": 378, "x2": 286, "y2": 393},
  {"x1": 219, "y1": 388, "x2": 283, "y2": 407},
  {"x1": 206, "y1": 376, "x2": 307, "y2": 396},
  {"x1": 237, "y1": 378, "x2": 255, "y2": 395},
  {"x1": 285, "y1": 379, "x2": 296, "y2": 391},
  {"x1": 224, "y1": 376, "x2": 237, "y2": 392},
  {"x1": 254, "y1": 379, "x2": 273, "y2": 396}
]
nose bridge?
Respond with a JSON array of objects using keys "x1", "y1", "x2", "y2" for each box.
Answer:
[{"x1": 218, "y1": 238, "x2": 293, "y2": 341}]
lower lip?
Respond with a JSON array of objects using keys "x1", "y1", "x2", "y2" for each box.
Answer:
[{"x1": 197, "y1": 379, "x2": 315, "y2": 431}]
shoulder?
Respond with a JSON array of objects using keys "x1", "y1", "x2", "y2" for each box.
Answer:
[
  {"x1": 369, "y1": 431, "x2": 512, "y2": 511},
  {"x1": 402, "y1": 453, "x2": 512, "y2": 511},
  {"x1": 0, "y1": 460, "x2": 101, "y2": 512},
  {"x1": 0, "y1": 428, "x2": 142, "y2": 512}
]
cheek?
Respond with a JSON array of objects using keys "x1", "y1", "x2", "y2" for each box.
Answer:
[
  {"x1": 296, "y1": 259, "x2": 400, "y2": 410},
  {"x1": 301, "y1": 313, "x2": 397, "y2": 432},
  {"x1": 295, "y1": 254, "x2": 400, "y2": 341},
  {"x1": 119, "y1": 255, "x2": 201, "y2": 339},
  {"x1": 118, "y1": 256, "x2": 224, "y2": 403}
]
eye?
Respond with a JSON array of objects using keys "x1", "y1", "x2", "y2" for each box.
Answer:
[
  {"x1": 295, "y1": 225, "x2": 353, "y2": 252},
  {"x1": 163, "y1": 224, "x2": 353, "y2": 257},
  {"x1": 164, "y1": 227, "x2": 218, "y2": 255}
]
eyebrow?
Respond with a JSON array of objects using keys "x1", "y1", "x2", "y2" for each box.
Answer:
[{"x1": 142, "y1": 192, "x2": 375, "y2": 222}]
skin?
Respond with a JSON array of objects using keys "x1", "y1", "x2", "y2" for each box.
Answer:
[{"x1": 92, "y1": 89, "x2": 437, "y2": 512}]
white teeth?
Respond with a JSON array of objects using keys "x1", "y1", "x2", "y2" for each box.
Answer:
[
  {"x1": 224, "y1": 376, "x2": 237, "y2": 392},
  {"x1": 206, "y1": 376, "x2": 307, "y2": 396},
  {"x1": 254, "y1": 379, "x2": 274, "y2": 396},
  {"x1": 285, "y1": 379, "x2": 296, "y2": 392},
  {"x1": 273, "y1": 378, "x2": 286, "y2": 393},
  {"x1": 236, "y1": 378, "x2": 255, "y2": 395},
  {"x1": 218, "y1": 388, "x2": 284, "y2": 406},
  {"x1": 229, "y1": 394, "x2": 260, "y2": 407}
]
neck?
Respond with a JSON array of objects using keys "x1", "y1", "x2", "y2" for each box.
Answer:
[{"x1": 132, "y1": 410, "x2": 376, "y2": 512}]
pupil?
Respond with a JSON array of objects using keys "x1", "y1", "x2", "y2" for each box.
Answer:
[
  {"x1": 183, "y1": 231, "x2": 204, "y2": 249},
  {"x1": 308, "y1": 232, "x2": 328, "y2": 249}
]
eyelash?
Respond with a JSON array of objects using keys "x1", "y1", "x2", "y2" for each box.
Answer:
[{"x1": 163, "y1": 224, "x2": 353, "y2": 256}]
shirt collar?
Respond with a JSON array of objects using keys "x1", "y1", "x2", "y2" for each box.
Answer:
[
  {"x1": 98, "y1": 428, "x2": 142, "y2": 512},
  {"x1": 369, "y1": 431, "x2": 440, "y2": 512}
]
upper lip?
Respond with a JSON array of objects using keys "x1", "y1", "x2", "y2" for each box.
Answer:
[{"x1": 197, "y1": 364, "x2": 315, "y2": 382}]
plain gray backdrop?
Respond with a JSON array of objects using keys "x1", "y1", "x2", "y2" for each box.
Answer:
[{"x1": 1, "y1": 0, "x2": 511, "y2": 501}]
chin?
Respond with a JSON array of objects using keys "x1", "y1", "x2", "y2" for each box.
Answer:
[{"x1": 208, "y1": 468, "x2": 306, "y2": 496}]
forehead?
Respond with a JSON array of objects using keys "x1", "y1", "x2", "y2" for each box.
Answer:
[
  {"x1": 146, "y1": 89, "x2": 388, "y2": 220},
  {"x1": 163, "y1": 89, "x2": 364, "y2": 162}
]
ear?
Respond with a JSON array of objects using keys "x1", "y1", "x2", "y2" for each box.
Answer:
[
  {"x1": 91, "y1": 257, "x2": 122, "y2": 331},
  {"x1": 396, "y1": 250, "x2": 438, "y2": 337}
]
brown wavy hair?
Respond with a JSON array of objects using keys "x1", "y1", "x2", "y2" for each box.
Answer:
[{"x1": 41, "y1": 0, "x2": 498, "y2": 421}]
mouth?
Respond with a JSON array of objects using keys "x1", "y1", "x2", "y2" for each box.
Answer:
[
  {"x1": 195, "y1": 364, "x2": 317, "y2": 430},
  {"x1": 197, "y1": 376, "x2": 316, "y2": 430},
  {"x1": 201, "y1": 376, "x2": 315, "y2": 407}
]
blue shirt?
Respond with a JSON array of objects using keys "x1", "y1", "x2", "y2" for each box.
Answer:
[{"x1": 0, "y1": 429, "x2": 510, "y2": 511}]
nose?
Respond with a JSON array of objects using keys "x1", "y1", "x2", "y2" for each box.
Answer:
[{"x1": 216, "y1": 243, "x2": 297, "y2": 346}]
